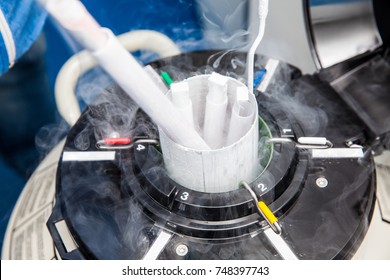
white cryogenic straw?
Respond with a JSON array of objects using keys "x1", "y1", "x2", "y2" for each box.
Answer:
[
  {"x1": 226, "y1": 86, "x2": 255, "y2": 146},
  {"x1": 38, "y1": 0, "x2": 107, "y2": 50},
  {"x1": 203, "y1": 72, "x2": 229, "y2": 149},
  {"x1": 170, "y1": 81, "x2": 195, "y2": 129},
  {"x1": 247, "y1": 0, "x2": 269, "y2": 93},
  {"x1": 38, "y1": 0, "x2": 209, "y2": 150}
]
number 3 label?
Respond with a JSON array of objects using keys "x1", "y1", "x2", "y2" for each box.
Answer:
[{"x1": 180, "y1": 192, "x2": 189, "y2": 201}]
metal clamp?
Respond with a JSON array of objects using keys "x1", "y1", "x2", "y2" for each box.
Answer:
[
  {"x1": 96, "y1": 137, "x2": 159, "y2": 150},
  {"x1": 267, "y1": 137, "x2": 333, "y2": 150},
  {"x1": 345, "y1": 133, "x2": 365, "y2": 148},
  {"x1": 240, "y1": 181, "x2": 281, "y2": 235}
]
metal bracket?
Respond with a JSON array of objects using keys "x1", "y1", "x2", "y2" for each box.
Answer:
[
  {"x1": 240, "y1": 181, "x2": 281, "y2": 235},
  {"x1": 96, "y1": 137, "x2": 159, "y2": 150}
]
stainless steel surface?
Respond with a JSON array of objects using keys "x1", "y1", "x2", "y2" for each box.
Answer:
[
  {"x1": 248, "y1": 0, "x2": 318, "y2": 73},
  {"x1": 308, "y1": 0, "x2": 382, "y2": 68},
  {"x1": 200, "y1": 0, "x2": 384, "y2": 73}
]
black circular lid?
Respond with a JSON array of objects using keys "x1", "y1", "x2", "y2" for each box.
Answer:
[{"x1": 48, "y1": 51, "x2": 376, "y2": 260}]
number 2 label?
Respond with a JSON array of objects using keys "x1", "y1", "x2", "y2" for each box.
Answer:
[{"x1": 257, "y1": 183, "x2": 267, "y2": 192}]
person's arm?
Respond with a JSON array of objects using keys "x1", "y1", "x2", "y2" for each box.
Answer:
[{"x1": 0, "y1": 0, "x2": 47, "y2": 75}]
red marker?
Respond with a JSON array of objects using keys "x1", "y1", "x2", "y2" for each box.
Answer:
[{"x1": 103, "y1": 137, "x2": 131, "y2": 145}]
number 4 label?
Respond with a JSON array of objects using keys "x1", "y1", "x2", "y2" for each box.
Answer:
[{"x1": 136, "y1": 144, "x2": 145, "y2": 151}]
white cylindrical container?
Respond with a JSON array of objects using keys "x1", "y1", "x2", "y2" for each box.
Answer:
[{"x1": 159, "y1": 74, "x2": 259, "y2": 193}]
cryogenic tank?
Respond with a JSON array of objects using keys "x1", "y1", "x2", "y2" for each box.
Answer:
[{"x1": 3, "y1": 49, "x2": 390, "y2": 260}]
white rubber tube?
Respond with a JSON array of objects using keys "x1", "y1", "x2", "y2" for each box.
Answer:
[
  {"x1": 117, "y1": 30, "x2": 180, "y2": 58},
  {"x1": 54, "y1": 51, "x2": 92, "y2": 126}
]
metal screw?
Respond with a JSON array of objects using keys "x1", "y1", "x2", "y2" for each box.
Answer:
[
  {"x1": 175, "y1": 244, "x2": 188, "y2": 256},
  {"x1": 316, "y1": 177, "x2": 328, "y2": 188}
]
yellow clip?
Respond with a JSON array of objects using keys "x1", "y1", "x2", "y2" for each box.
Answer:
[
  {"x1": 258, "y1": 201, "x2": 278, "y2": 225},
  {"x1": 257, "y1": 201, "x2": 282, "y2": 235},
  {"x1": 240, "y1": 180, "x2": 282, "y2": 235}
]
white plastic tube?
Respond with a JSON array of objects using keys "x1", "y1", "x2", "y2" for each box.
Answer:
[
  {"x1": 55, "y1": 30, "x2": 180, "y2": 126},
  {"x1": 226, "y1": 86, "x2": 255, "y2": 145},
  {"x1": 171, "y1": 82, "x2": 195, "y2": 128},
  {"x1": 40, "y1": 0, "x2": 209, "y2": 150},
  {"x1": 92, "y1": 28, "x2": 209, "y2": 150},
  {"x1": 247, "y1": 0, "x2": 269, "y2": 93},
  {"x1": 203, "y1": 72, "x2": 229, "y2": 149},
  {"x1": 39, "y1": 0, "x2": 107, "y2": 50}
]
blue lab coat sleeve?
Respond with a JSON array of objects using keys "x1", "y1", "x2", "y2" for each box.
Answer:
[{"x1": 0, "y1": 0, "x2": 47, "y2": 75}]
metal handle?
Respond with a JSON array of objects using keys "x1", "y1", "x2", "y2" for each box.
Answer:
[
  {"x1": 240, "y1": 181, "x2": 282, "y2": 235},
  {"x1": 96, "y1": 137, "x2": 159, "y2": 150},
  {"x1": 267, "y1": 137, "x2": 333, "y2": 149}
]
